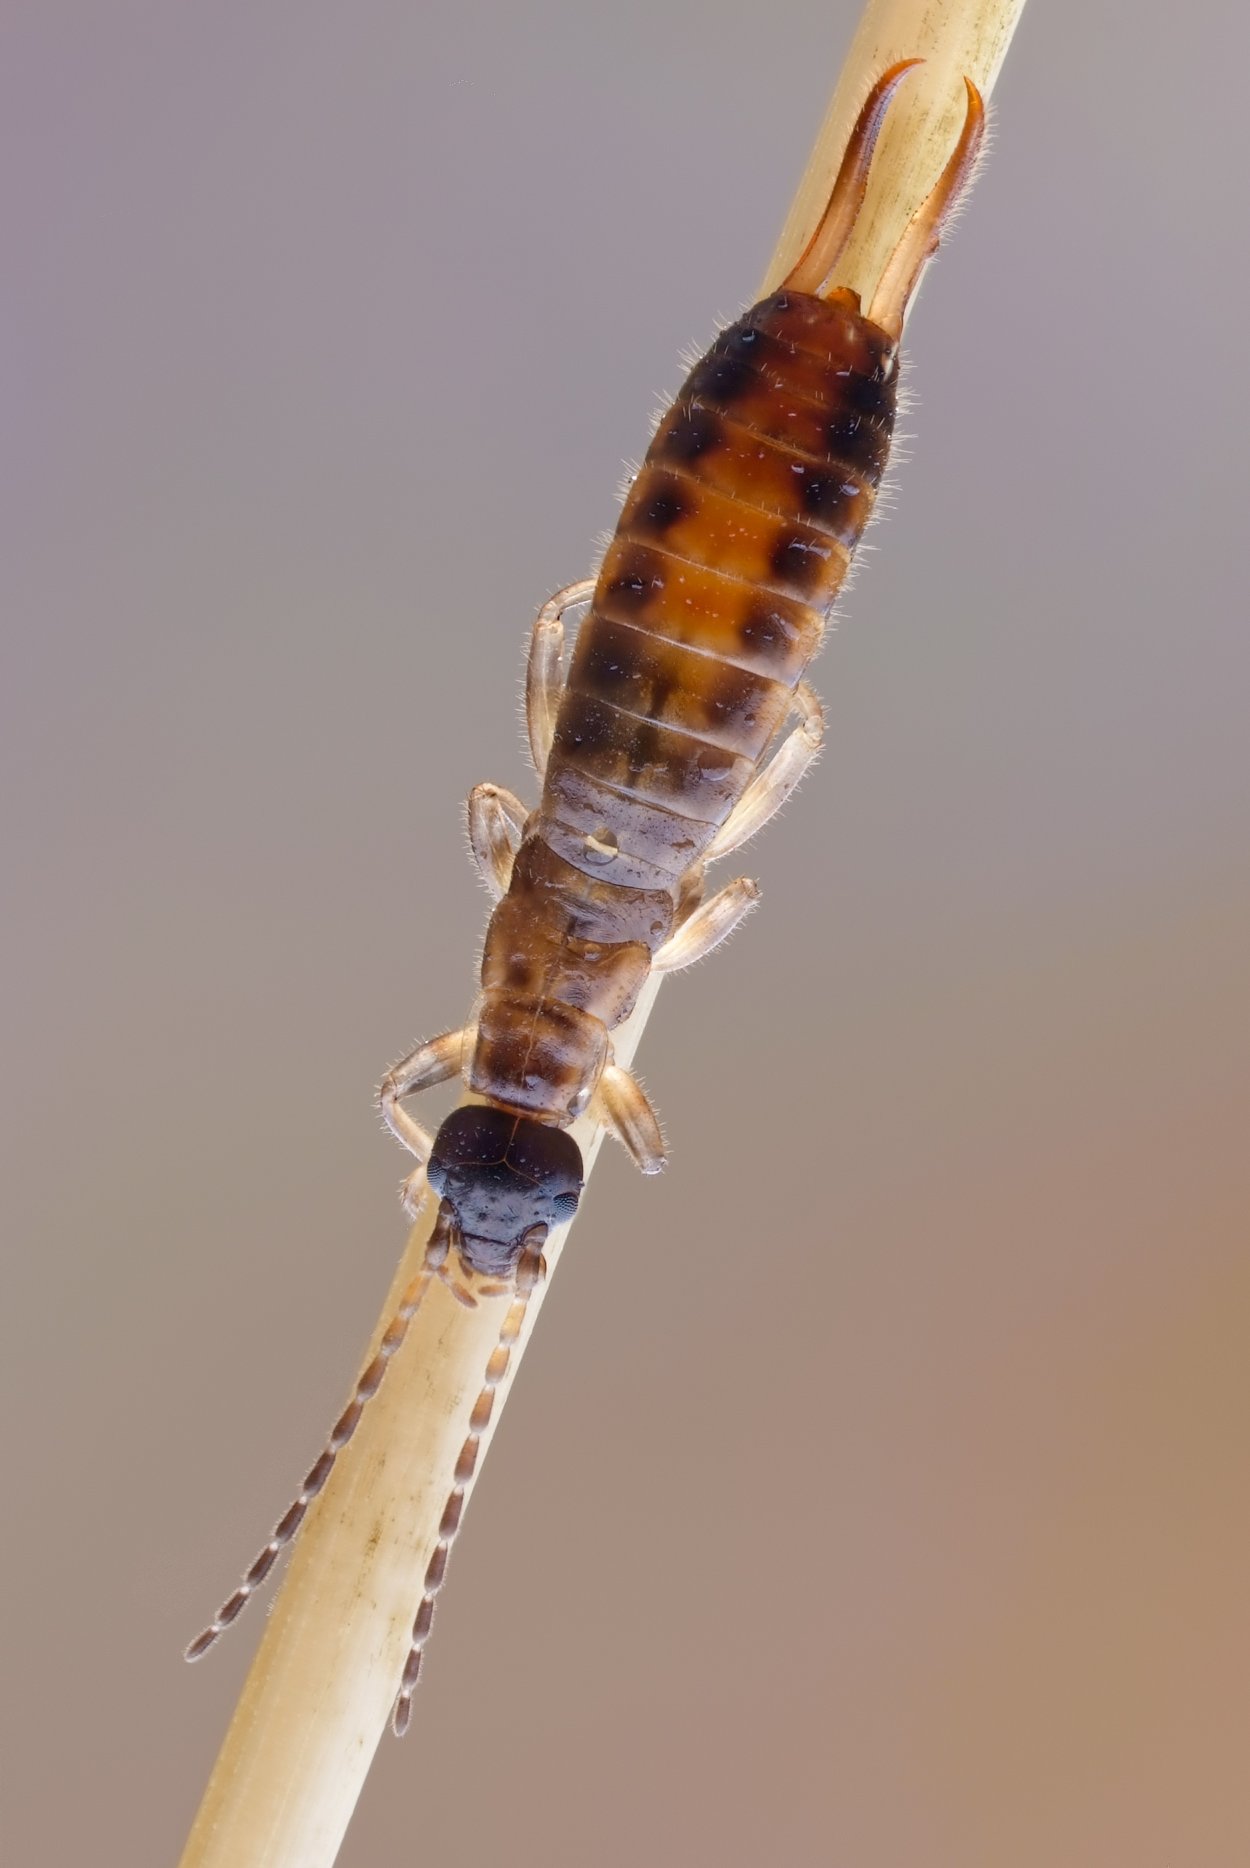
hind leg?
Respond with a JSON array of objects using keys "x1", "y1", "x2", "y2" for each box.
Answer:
[
  {"x1": 526, "y1": 578, "x2": 595, "y2": 779},
  {"x1": 703, "y1": 681, "x2": 824, "y2": 863}
]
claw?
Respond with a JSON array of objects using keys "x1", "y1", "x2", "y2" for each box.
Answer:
[
  {"x1": 783, "y1": 59, "x2": 924, "y2": 298},
  {"x1": 867, "y1": 76, "x2": 986, "y2": 338}
]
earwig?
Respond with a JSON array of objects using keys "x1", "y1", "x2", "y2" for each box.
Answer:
[{"x1": 188, "y1": 62, "x2": 985, "y2": 1733}]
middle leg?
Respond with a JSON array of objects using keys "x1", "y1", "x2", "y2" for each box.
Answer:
[
  {"x1": 466, "y1": 782, "x2": 529, "y2": 899},
  {"x1": 653, "y1": 876, "x2": 760, "y2": 972}
]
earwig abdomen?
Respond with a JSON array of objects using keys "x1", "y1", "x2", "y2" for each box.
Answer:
[
  {"x1": 468, "y1": 287, "x2": 898, "y2": 1128},
  {"x1": 580, "y1": 287, "x2": 896, "y2": 781}
]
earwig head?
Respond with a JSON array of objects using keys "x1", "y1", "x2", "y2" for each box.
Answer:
[{"x1": 426, "y1": 1107, "x2": 583, "y2": 1279}]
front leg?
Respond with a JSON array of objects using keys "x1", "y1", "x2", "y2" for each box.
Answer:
[
  {"x1": 526, "y1": 578, "x2": 595, "y2": 779},
  {"x1": 378, "y1": 1029, "x2": 466, "y2": 1215}
]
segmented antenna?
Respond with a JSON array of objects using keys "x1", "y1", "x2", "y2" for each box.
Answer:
[
  {"x1": 390, "y1": 1233, "x2": 546, "y2": 1735},
  {"x1": 184, "y1": 1212, "x2": 451, "y2": 1663}
]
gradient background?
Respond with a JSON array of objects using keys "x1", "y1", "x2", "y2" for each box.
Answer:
[{"x1": 4, "y1": 4, "x2": 1248, "y2": 1863}]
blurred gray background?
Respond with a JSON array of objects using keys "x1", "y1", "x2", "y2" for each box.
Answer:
[{"x1": 3, "y1": 4, "x2": 1248, "y2": 1863}]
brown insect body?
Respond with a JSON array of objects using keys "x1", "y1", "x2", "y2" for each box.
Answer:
[
  {"x1": 188, "y1": 63, "x2": 986, "y2": 1736},
  {"x1": 471, "y1": 287, "x2": 897, "y2": 1140}
]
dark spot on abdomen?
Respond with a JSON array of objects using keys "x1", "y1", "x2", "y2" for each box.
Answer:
[
  {"x1": 684, "y1": 348, "x2": 758, "y2": 405},
  {"x1": 794, "y1": 465, "x2": 864, "y2": 524},
  {"x1": 598, "y1": 542, "x2": 666, "y2": 617},
  {"x1": 738, "y1": 594, "x2": 823, "y2": 675},
  {"x1": 768, "y1": 528, "x2": 836, "y2": 597},
  {"x1": 841, "y1": 367, "x2": 892, "y2": 417},
  {"x1": 654, "y1": 404, "x2": 723, "y2": 464},
  {"x1": 626, "y1": 468, "x2": 695, "y2": 542},
  {"x1": 824, "y1": 408, "x2": 891, "y2": 476},
  {"x1": 553, "y1": 692, "x2": 623, "y2": 761}
]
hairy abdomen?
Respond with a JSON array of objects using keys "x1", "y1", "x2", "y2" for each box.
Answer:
[{"x1": 542, "y1": 286, "x2": 897, "y2": 896}]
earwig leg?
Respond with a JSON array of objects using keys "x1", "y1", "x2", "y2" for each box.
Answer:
[
  {"x1": 867, "y1": 77, "x2": 986, "y2": 339},
  {"x1": 379, "y1": 1030, "x2": 466, "y2": 1214},
  {"x1": 653, "y1": 876, "x2": 760, "y2": 973},
  {"x1": 467, "y1": 782, "x2": 529, "y2": 899},
  {"x1": 392, "y1": 1236, "x2": 547, "y2": 1735},
  {"x1": 703, "y1": 680, "x2": 825, "y2": 863},
  {"x1": 783, "y1": 59, "x2": 923, "y2": 297},
  {"x1": 187, "y1": 1216, "x2": 453, "y2": 1665},
  {"x1": 526, "y1": 578, "x2": 595, "y2": 778},
  {"x1": 674, "y1": 861, "x2": 706, "y2": 927},
  {"x1": 595, "y1": 1062, "x2": 667, "y2": 1176}
]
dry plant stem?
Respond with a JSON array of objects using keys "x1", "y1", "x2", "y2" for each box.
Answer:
[{"x1": 178, "y1": 2, "x2": 1027, "y2": 1863}]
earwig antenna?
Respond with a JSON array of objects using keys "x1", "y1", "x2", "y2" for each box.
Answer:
[
  {"x1": 782, "y1": 59, "x2": 924, "y2": 298},
  {"x1": 390, "y1": 1230, "x2": 547, "y2": 1735},
  {"x1": 867, "y1": 77, "x2": 986, "y2": 339},
  {"x1": 184, "y1": 1205, "x2": 452, "y2": 1663}
]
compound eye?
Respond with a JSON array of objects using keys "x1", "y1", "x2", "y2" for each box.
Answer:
[
  {"x1": 552, "y1": 1190, "x2": 580, "y2": 1224},
  {"x1": 425, "y1": 1157, "x2": 448, "y2": 1195}
]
